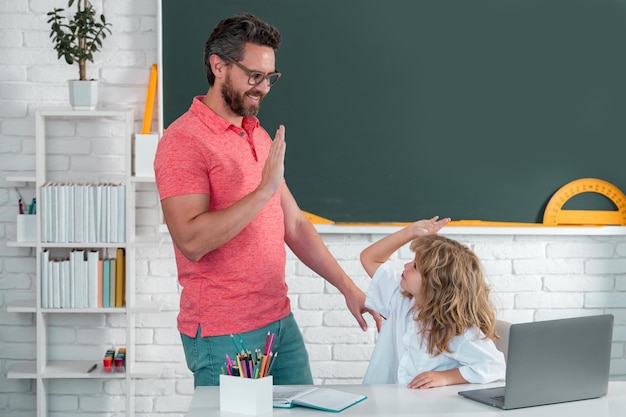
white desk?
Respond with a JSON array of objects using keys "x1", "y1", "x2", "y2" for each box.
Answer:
[{"x1": 187, "y1": 381, "x2": 626, "y2": 417}]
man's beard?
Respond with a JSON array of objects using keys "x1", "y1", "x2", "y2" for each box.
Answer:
[{"x1": 221, "y1": 76, "x2": 265, "y2": 117}]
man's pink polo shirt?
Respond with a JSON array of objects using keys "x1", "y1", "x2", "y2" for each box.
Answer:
[{"x1": 154, "y1": 97, "x2": 290, "y2": 337}]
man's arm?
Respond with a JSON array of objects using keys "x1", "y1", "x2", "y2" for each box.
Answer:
[
  {"x1": 281, "y1": 185, "x2": 383, "y2": 331},
  {"x1": 161, "y1": 191, "x2": 267, "y2": 262},
  {"x1": 161, "y1": 126, "x2": 287, "y2": 262}
]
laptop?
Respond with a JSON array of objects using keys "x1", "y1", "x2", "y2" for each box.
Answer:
[{"x1": 458, "y1": 314, "x2": 613, "y2": 410}]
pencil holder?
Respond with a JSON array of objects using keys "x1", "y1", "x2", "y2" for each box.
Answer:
[
  {"x1": 17, "y1": 214, "x2": 36, "y2": 242},
  {"x1": 219, "y1": 374, "x2": 273, "y2": 416},
  {"x1": 133, "y1": 133, "x2": 159, "y2": 178}
]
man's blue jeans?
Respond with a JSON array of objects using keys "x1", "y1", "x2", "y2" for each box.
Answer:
[{"x1": 180, "y1": 312, "x2": 313, "y2": 386}]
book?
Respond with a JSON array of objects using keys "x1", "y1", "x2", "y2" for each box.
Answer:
[
  {"x1": 41, "y1": 183, "x2": 50, "y2": 242},
  {"x1": 101, "y1": 183, "x2": 110, "y2": 243},
  {"x1": 58, "y1": 183, "x2": 67, "y2": 243},
  {"x1": 109, "y1": 258, "x2": 116, "y2": 307},
  {"x1": 50, "y1": 183, "x2": 58, "y2": 242},
  {"x1": 95, "y1": 183, "x2": 103, "y2": 243},
  {"x1": 82, "y1": 184, "x2": 90, "y2": 243},
  {"x1": 117, "y1": 185, "x2": 125, "y2": 242},
  {"x1": 71, "y1": 249, "x2": 85, "y2": 308},
  {"x1": 109, "y1": 184, "x2": 118, "y2": 243},
  {"x1": 69, "y1": 250, "x2": 77, "y2": 308},
  {"x1": 51, "y1": 259, "x2": 61, "y2": 308},
  {"x1": 67, "y1": 182, "x2": 74, "y2": 242},
  {"x1": 115, "y1": 248, "x2": 125, "y2": 307},
  {"x1": 97, "y1": 258, "x2": 103, "y2": 308},
  {"x1": 61, "y1": 257, "x2": 69, "y2": 308},
  {"x1": 102, "y1": 259, "x2": 110, "y2": 308},
  {"x1": 273, "y1": 386, "x2": 367, "y2": 412},
  {"x1": 41, "y1": 250, "x2": 49, "y2": 308},
  {"x1": 88, "y1": 184, "x2": 97, "y2": 243},
  {"x1": 47, "y1": 257, "x2": 53, "y2": 308},
  {"x1": 82, "y1": 251, "x2": 89, "y2": 307},
  {"x1": 74, "y1": 184, "x2": 83, "y2": 242},
  {"x1": 87, "y1": 250, "x2": 99, "y2": 308}
]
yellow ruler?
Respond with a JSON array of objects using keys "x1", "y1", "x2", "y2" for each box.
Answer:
[{"x1": 542, "y1": 178, "x2": 626, "y2": 226}]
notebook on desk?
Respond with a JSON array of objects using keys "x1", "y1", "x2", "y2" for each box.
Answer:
[
  {"x1": 273, "y1": 386, "x2": 366, "y2": 412},
  {"x1": 458, "y1": 314, "x2": 613, "y2": 410}
]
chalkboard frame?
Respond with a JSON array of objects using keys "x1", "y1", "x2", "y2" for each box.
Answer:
[{"x1": 158, "y1": 0, "x2": 626, "y2": 224}]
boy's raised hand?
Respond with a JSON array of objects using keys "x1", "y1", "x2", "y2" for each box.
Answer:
[
  {"x1": 408, "y1": 216, "x2": 451, "y2": 238},
  {"x1": 360, "y1": 215, "x2": 451, "y2": 279}
]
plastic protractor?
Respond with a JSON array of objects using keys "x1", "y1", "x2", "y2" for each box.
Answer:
[{"x1": 543, "y1": 178, "x2": 626, "y2": 225}]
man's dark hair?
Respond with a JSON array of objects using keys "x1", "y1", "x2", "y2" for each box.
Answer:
[{"x1": 204, "y1": 13, "x2": 282, "y2": 86}]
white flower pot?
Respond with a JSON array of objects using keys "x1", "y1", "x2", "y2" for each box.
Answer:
[{"x1": 68, "y1": 80, "x2": 99, "y2": 110}]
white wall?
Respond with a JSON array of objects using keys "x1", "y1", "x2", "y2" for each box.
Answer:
[{"x1": 0, "y1": 1, "x2": 625, "y2": 416}]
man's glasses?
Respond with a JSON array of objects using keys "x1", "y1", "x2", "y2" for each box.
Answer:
[{"x1": 225, "y1": 57, "x2": 281, "y2": 87}]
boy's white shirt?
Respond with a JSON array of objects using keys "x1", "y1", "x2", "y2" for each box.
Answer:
[{"x1": 363, "y1": 262, "x2": 506, "y2": 385}]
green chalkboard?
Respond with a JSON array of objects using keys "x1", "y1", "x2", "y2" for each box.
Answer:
[{"x1": 161, "y1": 0, "x2": 626, "y2": 223}]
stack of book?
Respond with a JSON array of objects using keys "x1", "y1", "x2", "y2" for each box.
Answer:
[
  {"x1": 40, "y1": 248, "x2": 125, "y2": 308},
  {"x1": 40, "y1": 182, "x2": 125, "y2": 243}
]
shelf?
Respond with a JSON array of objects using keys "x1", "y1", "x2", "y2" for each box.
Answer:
[
  {"x1": 6, "y1": 301, "x2": 160, "y2": 314},
  {"x1": 131, "y1": 176, "x2": 155, "y2": 183},
  {"x1": 7, "y1": 238, "x2": 162, "y2": 248},
  {"x1": 39, "y1": 242, "x2": 129, "y2": 249},
  {"x1": 6, "y1": 240, "x2": 36, "y2": 248},
  {"x1": 7, "y1": 175, "x2": 36, "y2": 183},
  {"x1": 15, "y1": 106, "x2": 147, "y2": 417},
  {"x1": 7, "y1": 300, "x2": 36, "y2": 313},
  {"x1": 7, "y1": 362, "x2": 36, "y2": 379},
  {"x1": 7, "y1": 361, "x2": 161, "y2": 380},
  {"x1": 43, "y1": 361, "x2": 126, "y2": 379},
  {"x1": 15, "y1": 238, "x2": 162, "y2": 248},
  {"x1": 37, "y1": 107, "x2": 133, "y2": 118},
  {"x1": 40, "y1": 303, "x2": 161, "y2": 314},
  {"x1": 41, "y1": 307, "x2": 127, "y2": 313}
]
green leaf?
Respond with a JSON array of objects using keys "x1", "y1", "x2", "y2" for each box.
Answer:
[{"x1": 47, "y1": 0, "x2": 112, "y2": 71}]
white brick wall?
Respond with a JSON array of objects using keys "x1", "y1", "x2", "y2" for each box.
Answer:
[{"x1": 0, "y1": 1, "x2": 625, "y2": 416}]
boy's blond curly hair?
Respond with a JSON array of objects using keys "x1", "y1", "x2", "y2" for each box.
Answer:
[{"x1": 406, "y1": 235, "x2": 498, "y2": 356}]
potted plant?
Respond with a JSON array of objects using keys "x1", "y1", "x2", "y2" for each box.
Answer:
[{"x1": 47, "y1": 0, "x2": 112, "y2": 109}]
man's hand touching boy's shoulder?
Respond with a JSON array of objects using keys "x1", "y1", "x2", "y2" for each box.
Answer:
[{"x1": 343, "y1": 284, "x2": 383, "y2": 332}]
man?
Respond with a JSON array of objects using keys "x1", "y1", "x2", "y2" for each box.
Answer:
[{"x1": 154, "y1": 13, "x2": 381, "y2": 386}]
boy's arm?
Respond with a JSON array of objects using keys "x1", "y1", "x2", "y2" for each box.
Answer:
[
  {"x1": 359, "y1": 216, "x2": 450, "y2": 278},
  {"x1": 407, "y1": 369, "x2": 467, "y2": 389}
]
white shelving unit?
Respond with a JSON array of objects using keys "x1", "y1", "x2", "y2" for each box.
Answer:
[{"x1": 6, "y1": 108, "x2": 161, "y2": 417}]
